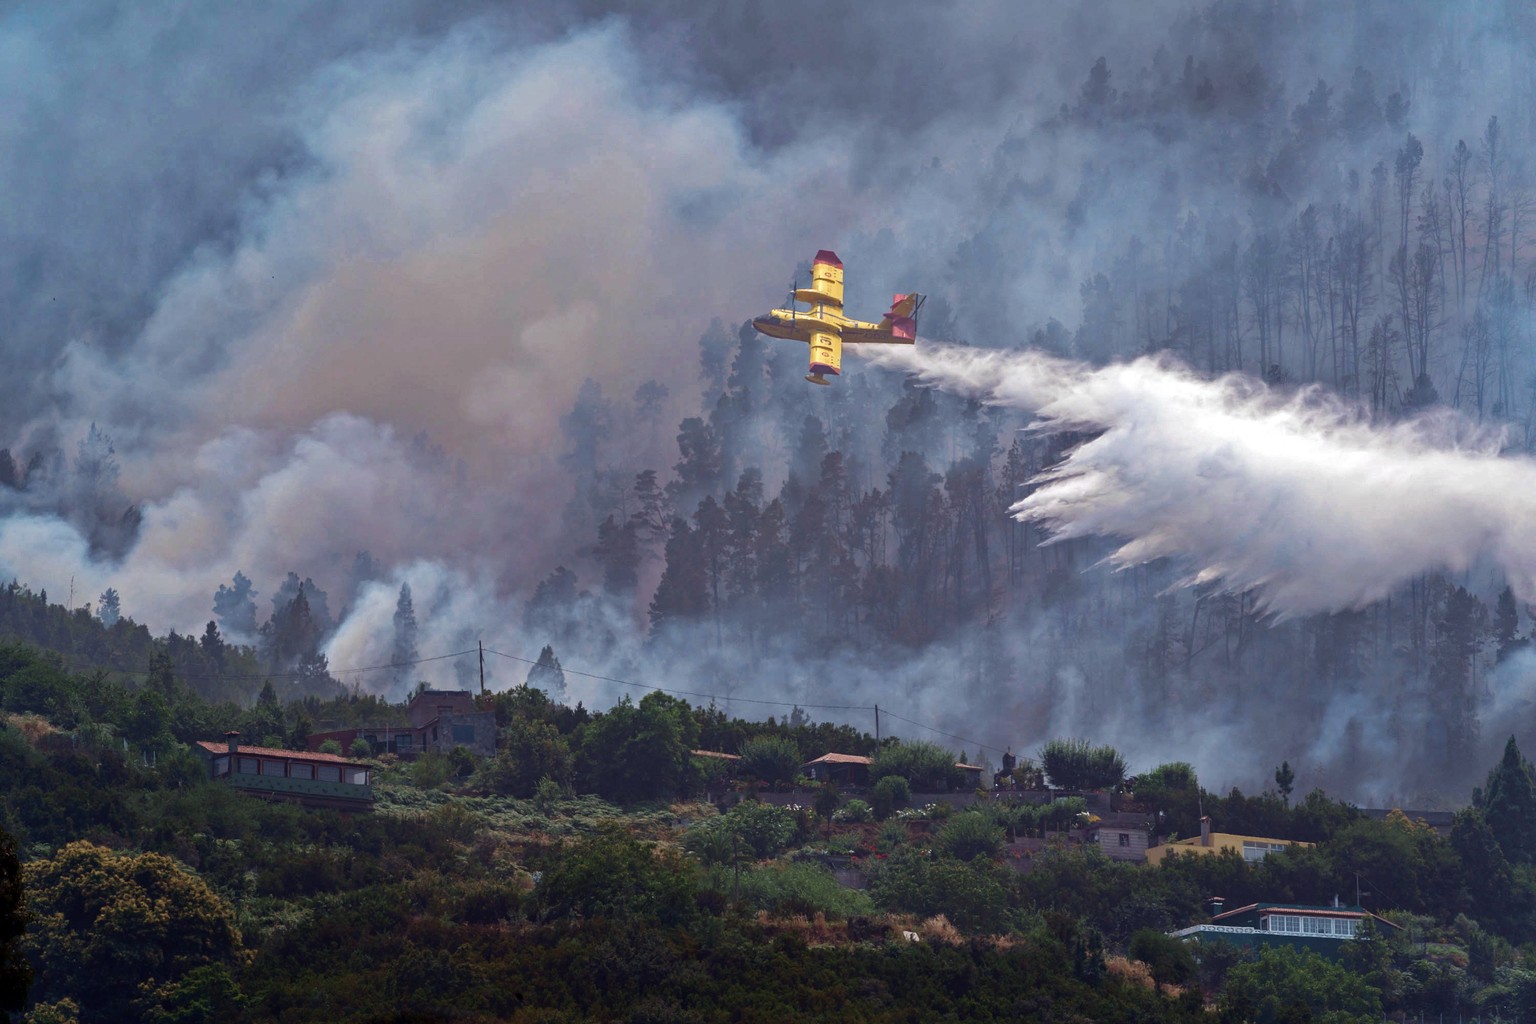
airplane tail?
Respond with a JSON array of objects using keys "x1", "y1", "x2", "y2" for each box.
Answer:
[{"x1": 882, "y1": 293, "x2": 924, "y2": 340}]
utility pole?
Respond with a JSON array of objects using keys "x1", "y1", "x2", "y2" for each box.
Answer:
[
  {"x1": 478, "y1": 640, "x2": 485, "y2": 696},
  {"x1": 874, "y1": 704, "x2": 880, "y2": 745}
]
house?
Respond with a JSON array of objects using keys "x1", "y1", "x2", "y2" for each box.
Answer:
[
  {"x1": 801, "y1": 752, "x2": 872, "y2": 786},
  {"x1": 406, "y1": 688, "x2": 496, "y2": 757},
  {"x1": 1144, "y1": 816, "x2": 1312, "y2": 865},
  {"x1": 1171, "y1": 897, "x2": 1400, "y2": 958},
  {"x1": 1087, "y1": 811, "x2": 1154, "y2": 862},
  {"x1": 954, "y1": 762, "x2": 986, "y2": 789},
  {"x1": 197, "y1": 731, "x2": 373, "y2": 812},
  {"x1": 307, "y1": 687, "x2": 497, "y2": 759}
]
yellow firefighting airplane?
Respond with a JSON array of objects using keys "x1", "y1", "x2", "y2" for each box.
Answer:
[{"x1": 752, "y1": 250, "x2": 924, "y2": 384}]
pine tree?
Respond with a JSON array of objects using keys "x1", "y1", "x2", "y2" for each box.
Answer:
[
  {"x1": 96, "y1": 588, "x2": 121, "y2": 628},
  {"x1": 648, "y1": 517, "x2": 707, "y2": 638},
  {"x1": 213, "y1": 571, "x2": 258, "y2": 636},
  {"x1": 1274, "y1": 761, "x2": 1296, "y2": 806},
  {"x1": 1493, "y1": 585, "x2": 1525, "y2": 663},
  {"x1": 1476, "y1": 736, "x2": 1536, "y2": 864},
  {"x1": 392, "y1": 583, "x2": 419, "y2": 690},
  {"x1": 526, "y1": 644, "x2": 567, "y2": 702},
  {"x1": 200, "y1": 620, "x2": 226, "y2": 669},
  {"x1": 594, "y1": 515, "x2": 640, "y2": 595}
]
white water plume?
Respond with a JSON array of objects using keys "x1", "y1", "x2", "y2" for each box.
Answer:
[{"x1": 872, "y1": 343, "x2": 1536, "y2": 618}]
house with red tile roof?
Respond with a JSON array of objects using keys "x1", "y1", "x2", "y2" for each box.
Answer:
[{"x1": 196, "y1": 731, "x2": 374, "y2": 812}]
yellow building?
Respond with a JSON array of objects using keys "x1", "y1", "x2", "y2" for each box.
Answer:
[{"x1": 1144, "y1": 816, "x2": 1313, "y2": 866}]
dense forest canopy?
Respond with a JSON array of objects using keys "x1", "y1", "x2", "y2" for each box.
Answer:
[{"x1": 0, "y1": 0, "x2": 1535, "y2": 801}]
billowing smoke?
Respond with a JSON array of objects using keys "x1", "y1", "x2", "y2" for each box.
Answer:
[
  {"x1": 1, "y1": 1, "x2": 1534, "y2": 803},
  {"x1": 874, "y1": 343, "x2": 1535, "y2": 618}
]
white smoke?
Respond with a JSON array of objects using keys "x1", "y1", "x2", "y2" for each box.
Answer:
[{"x1": 871, "y1": 343, "x2": 1536, "y2": 618}]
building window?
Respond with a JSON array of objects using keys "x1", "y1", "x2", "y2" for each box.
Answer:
[
  {"x1": 451, "y1": 724, "x2": 476, "y2": 744},
  {"x1": 344, "y1": 768, "x2": 369, "y2": 786},
  {"x1": 212, "y1": 756, "x2": 230, "y2": 777},
  {"x1": 396, "y1": 734, "x2": 413, "y2": 750},
  {"x1": 290, "y1": 763, "x2": 314, "y2": 780},
  {"x1": 238, "y1": 758, "x2": 259, "y2": 775},
  {"x1": 260, "y1": 759, "x2": 285, "y2": 776},
  {"x1": 1117, "y1": 833, "x2": 1130, "y2": 847},
  {"x1": 1242, "y1": 840, "x2": 1289, "y2": 862},
  {"x1": 317, "y1": 765, "x2": 341, "y2": 783}
]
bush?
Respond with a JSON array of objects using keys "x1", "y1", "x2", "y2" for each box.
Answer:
[
  {"x1": 739, "y1": 736, "x2": 801, "y2": 785},
  {"x1": 869, "y1": 847, "x2": 1013, "y2": 933},
  {"x1": 834, "y1": 799, "x2": 873, "y2": 824},
  {"x1": 317, "y1": 739, "x2": 343, "y2": 756},
  {"x1": 530, "y1": 829, "x2": 698, "y2": 927},
  {"x1": 1221, "y1": 946, "x2": 1382, "y2": 1022},
  {"x1": 873, "y1": 741, "x2": 958, "y2": 792},
  {"x1": 478, "y1": 719, "x2": 573, "y2": 799},
  {"x1": 1040, "y1": 739, "x2": 1125, "y2": 790},
  {"x1": 349, "y1": 738, "x2": 372, "y2": 759},
  {"x1": 1127, "y1": 928, "x2": 1196, "y2": 991},
  {"x1": 934, "y1": 811, "x2": 1004, "y2": 861},
  {"x1": 684, "y1": 802, "x2": 797, "y2": 864},
  {"x1": 720, "y1": 861, "x2": 876, "y2": 918},
  {"x1": 871, "y1": 775, "x2": 911, "y2": 820}
]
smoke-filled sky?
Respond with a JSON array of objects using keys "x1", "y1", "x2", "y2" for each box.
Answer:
[{"x1": 2, "y1": 0, "x2": 1535, "y2": 798}]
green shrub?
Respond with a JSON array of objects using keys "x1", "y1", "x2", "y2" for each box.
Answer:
[
  {"x1": 1127, "y1": 928, "x2": 1196, "y2": 991},
  {"x1": 739, "y1": 736, "x2": 801, "y2": 785},
  {"x1": 869, "y1": 847, "x2": 1013, "y2": 933},
  {"x1": 411, "y1": 753, "x2": 450, "y2": 789},
  {"x1": 530, "y1": 829, "x2": 698, "y2": 927},
  {"x1": 1040, "y1": 739, "x2": 1125, "y2": 790},
  {"x1": 871, "y1": 775, "x2": 911, "y2": 820},
  {"x1": 684, "y1": 802, "x2": 797, "y2": 864},
  {"x1": 834, "y1": 799, "x2": 872, "y2": 823},
  {"x1": 873, "y1": 741, "x2": 958, "y2": 791},
  {"x1": 317, "y1": 739, "x2": 343, "y2": 756},
  {"x1": 535, "y1": 777, "x2": 564, "y2": 814},
  {"x1": 349, "y1": 738, "x2": 372, "y2": 759},
  {"x1": 720, "y1": 861, "x2": 876, "y2": 918},
  {"x1": 934, "y1": 811, "x2": 1004, "y2": 861}
]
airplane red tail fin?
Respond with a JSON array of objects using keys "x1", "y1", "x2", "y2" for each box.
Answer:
[{"x1": 883, "y1": 293, "x2": 924, "y2": 340}]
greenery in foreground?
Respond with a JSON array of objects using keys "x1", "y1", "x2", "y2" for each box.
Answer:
[{"x1": 1, "y1": 636, "x2": 1535, "y2": 1022}]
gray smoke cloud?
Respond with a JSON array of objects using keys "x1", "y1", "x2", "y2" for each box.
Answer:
[{"x1": 1, "y1": 1, "x2": 1534, "y2": 802}]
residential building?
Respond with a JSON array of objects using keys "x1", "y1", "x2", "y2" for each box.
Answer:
[
  {"x1": 954, "y1": 762, "x2": 986, "y2": 789},
  {"x1": 1144, "y1": 816, "x2": 1312, "y2": 865},
  {"x1": 802, "y1": 752, "x2": 872, "y2": 786},
  {"x1": 197, "y1": 732, "x2": 373, "y2": 812},
  {"x1": 1087, "y1": 811, "x2": 1155, "y2": 862},
  {"x1": 307, "y1": 687, "x2": 496, "y2": 759},
  {"x1": 1171, "y1": 898, "x2": 1400, "y2": 957}
]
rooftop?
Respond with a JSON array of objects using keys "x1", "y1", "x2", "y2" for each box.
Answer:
[
  {"x1": 196, "y1": 740, "x2": 370, "y2": 769},
  {"x1": 803, "y1": 752, "x2": 873, "y2": 766},
  {"x1": 1212, "y1": 902, "x2": 1402, "y2": 929}
]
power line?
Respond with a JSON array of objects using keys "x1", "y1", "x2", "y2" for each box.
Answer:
[
  {"x1": 136, "y1": 637, "x2": 1005, "y2": 757},
  {"x1": 879, "y1": 709, "x2": 1005, "y2": 758},
  {"x1": 483, "y1": 646, "x2": 1004, "y2": 757}
]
